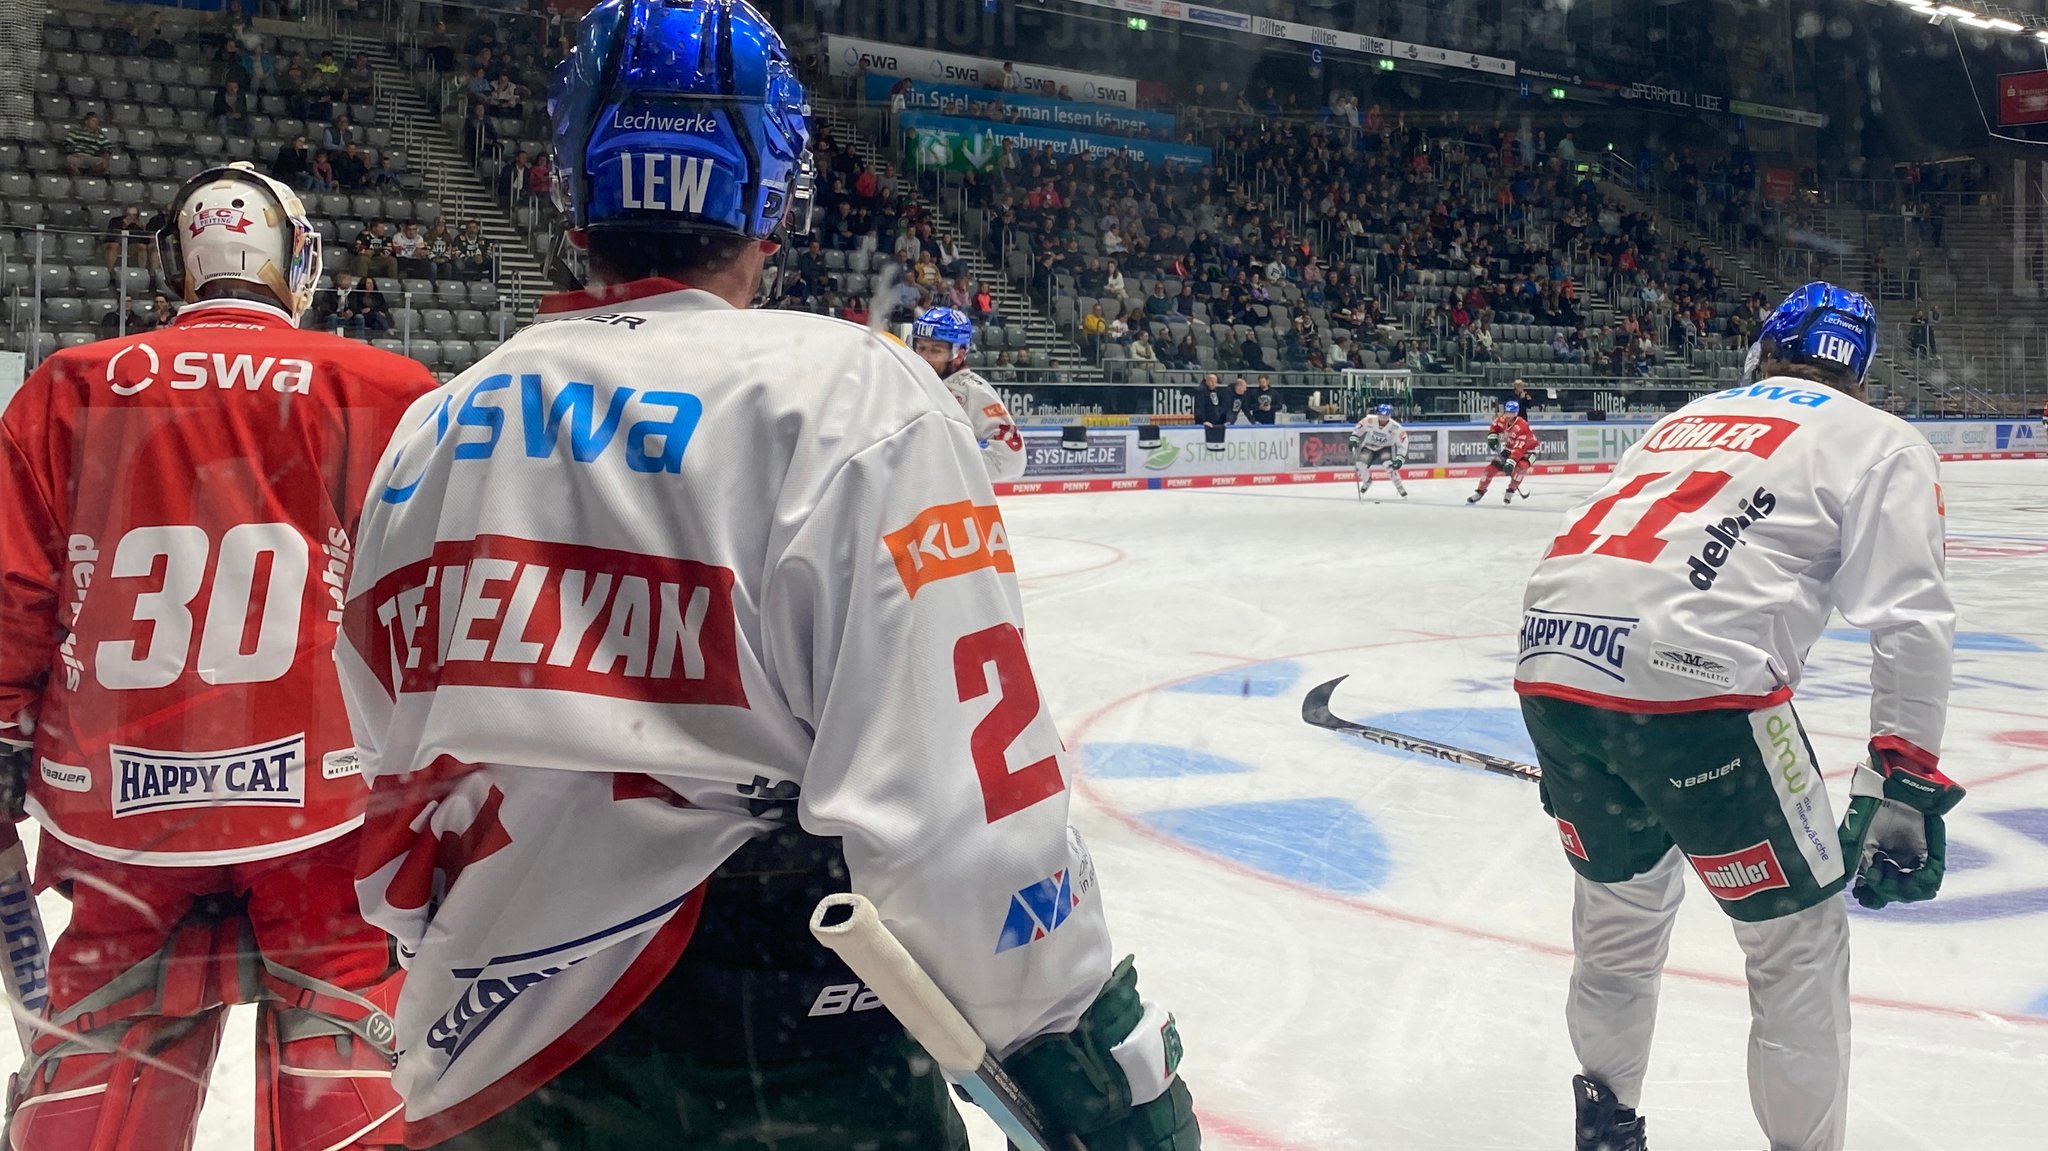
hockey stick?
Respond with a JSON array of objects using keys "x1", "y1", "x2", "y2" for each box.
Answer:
[
  {"x1": 0, "y1": 820, "x2": 51, "y2": 1052},
  {"x1": 809, "y1": 894, "x2": 1082, "y2": 1151},
  {"x1": 1302, "y1": 675, "x2": 1544, "y2": 784}
]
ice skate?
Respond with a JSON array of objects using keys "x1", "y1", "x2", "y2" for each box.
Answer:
[{"x1": 1573, "y1": 1075, "x2": 1647, "y2": 1151}]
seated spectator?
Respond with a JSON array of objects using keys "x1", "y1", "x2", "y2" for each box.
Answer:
[
  {"x1": 212, "y1": 81, "x2": 252, "y2": 138},
  {"x1": 466, "y1": 65, "x2": 493, "y2": 105},
  {"x1": 1130, "y1": 331, "x2": 1158, "y2": 364},
  {"x1": 319, "y1": 272, "x2": 361, "y2": 333},
  {"x1": 101, "y1": 206, "x2": 148, "y2": 270},
  {"x1": 498, "y1": 148, "x2": 533, "y2": 201},
  {"x1": 972, "y1": 281, "x2": 998, "y2": 324},
  {"x1": 938, "y1": 235, "x2": 965, "y2": 280},
  {"x1": 1103, "y1": 261, "x2": 1125, "y2": 300},
  {"x1": 142, "y1": 21, "x2": 176, "y2": 60},
  {"x1": 107, "y1": 16, "x2": 140, "y2": 57},
  {"x1": 343, "y1": 52, "x2": 376, "y2": 104},
  {"x1": 65, "y1": 113, "x2": 112, "y2": 177},
  {"x1": 423, "y1": 218, "x2": 457, "y2": 278},
  {"x1": 353, "y1": 219, "x2": 398, "y2": 280},
  {"x1": 390, "y1": 221, "x2": 429, "y2": 278},
  {"x1": 351, "y1": 276, "x2": 392, "y2": 332},
  {"x1": 139, "y1": 294, "x2": 176, "y2": 332},
  {"x1": 1171, "y1": 334, "x2": 1199, "y2": 370},
  {"x1": 273, "y1": 136, "x2": 312, "y2": 188},
  {"x1": 454, "y1": 219, "x2": 494, "y2": 279},
  {"x1": 1080, "y1": 303, "x2": 1106, "y2": 357},
  {"x1": 315, "y1": 49, "x2": 341, "y2": 79},
  {"x1": 307, "y1": 148, "x2": 337, "y2": 191},
  {"x1": 1241, "y1": 330, "x2": 1269, "y2": 371},
  {"x1": 1107, "y1": 310, "x2": 1130, "y2": 345},
  {"x1": 220, "y1": 45, "x2": 254, "y2": 92},
  {"x1": 332, "y1": 141, "x2": 370, "y2": 190},
  {"x1": 322, "y1": 113, "x2": 356, "y2": 153},
  {"x1": 487, "y1": 72, "x2": 524, "y2": 118},
  {"x1": 1144, "y1": 281, "x2": 1171, "y2": 318},
  {"x1": 461, "y1": 102, "x2": 500, "y2": 165},
  {"x1": 527, "y1": 154, "x2": 552, "y2": 205},
  {"x1": 369, "y1": 157, "x2": 401, "y2": 188},
  {"x1": 840, "y1": 294, "x2": 869, "y2": 325}
]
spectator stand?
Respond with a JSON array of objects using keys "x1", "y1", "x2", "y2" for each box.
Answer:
[{"x1": 3, "y1": 3, "x2": 521, "y2": 377}]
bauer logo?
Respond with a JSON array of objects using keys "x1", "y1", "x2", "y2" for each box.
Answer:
[
  {"x1": 884, "y1": 500, "x2": 1014, "y2": 596},
  {"x1": 1517, "y1": 609, "x2": 1633, "y2": 682},
  {"x1": 995, "y1": 866, "x2": 1089, "y2": 953},
  {"x1": 1687, "y1": 841, "x2": 1790, "y2": 901},
  {"x1": 1640, "y1": 416, "x2": 1797, "y2": 458},
  {"x1": 109, "y1": 735, "x2": 305, "y2": 818},
  {"x1": 38, "y1": 759, "x2": 89, "y2": 793}
]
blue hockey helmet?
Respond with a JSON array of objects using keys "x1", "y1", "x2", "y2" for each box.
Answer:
[
  {"x1": 1746, "y1": 281, "x2": 1877, "y2": 386},
  {"x1": 913, "y1": 306, "x2": 975, "y2": 351},
  {"x1": 1377, "y1": 403, "x2": 1393, "y2": 417},
  {"x1": 551, "y1": 0, "x2": 814, "y2": 241},
  {"x1": 1504, "y1": 400, "x2": 1520, "y2": 415}
]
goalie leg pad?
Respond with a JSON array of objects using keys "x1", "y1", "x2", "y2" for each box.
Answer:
[
  {"x1": 7, "y1": 1007, "x2": 227, "y2": 1151},
  {"x1": 256, "y1": 986, "x2": 403, "y2": 1151}
]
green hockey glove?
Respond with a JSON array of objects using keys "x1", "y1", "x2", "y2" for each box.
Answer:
[
  {"x1": 1486, "y1": 432, "x2": 1501, "y2": 453},
  {"x1": 1836, "y1": 745, "x2": 1965, "y2": 909},
  {"x1": 999, "y1": 957, "x2": 1198, "y2": 1151}
]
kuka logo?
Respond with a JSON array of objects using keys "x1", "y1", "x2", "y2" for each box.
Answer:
[
  {"x1": 1687, "y1": 841, "x2": 1791, "y2": 901},
  {"x1": 884, "y1": 500, "x2": 1013, "y2": 596}
]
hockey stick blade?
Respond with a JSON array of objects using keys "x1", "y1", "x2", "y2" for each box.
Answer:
[
  {"x1": 1301, "y1": 676, "x2": 1543, "y2": 784},
  {"x1": 809, "y1": 894, "x2": 1081, "y2": 1151}
]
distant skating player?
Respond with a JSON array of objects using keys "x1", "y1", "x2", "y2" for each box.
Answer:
[
  {"x1": 1515, "y1": 282, "x2": 1961, "y2": 1151},
  {"x1": 1350, "y1": 403, "x2": 1409, "y2": 498},
  {"x1": 338, "y1": 2, "x2": 1195, "y2": 1148},
  {"x1": 1468, "y1": 400, "x2": 1539, "y2": 503},
  {"x1": 911, "y1": 305, "x2": 1027, "y2": 482}
]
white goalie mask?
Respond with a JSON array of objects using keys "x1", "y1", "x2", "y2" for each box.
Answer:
[{"x1": 160, "y1": 163, "x2": 323, "y2": 324}]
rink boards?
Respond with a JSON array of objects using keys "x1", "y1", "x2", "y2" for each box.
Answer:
[{"x1": 998, "y1": 417, "x2": 2048, "y2": 495}]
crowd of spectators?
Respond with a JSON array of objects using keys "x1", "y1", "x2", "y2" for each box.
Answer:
[{"x1": 944, "y1": 100, "x2": 1752, "y2": 381}]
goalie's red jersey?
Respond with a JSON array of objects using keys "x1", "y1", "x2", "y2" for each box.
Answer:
[{"x1": 0, "y1": 300, "x2": 437, "y2": 865}]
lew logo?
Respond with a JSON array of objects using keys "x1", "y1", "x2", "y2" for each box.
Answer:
[
  {"x1": 617, "y1": 153, "x2": 716, "y2": 215},
  {"x1": 188, "y1": 206, "x2": 252, "y2": 236},
  {"x1": 1641, "y1": 416, "x2": 1797, "y2": 458},
  {"x1": 1688, "y1": 841, "x2": 1791, "y2": 901}
]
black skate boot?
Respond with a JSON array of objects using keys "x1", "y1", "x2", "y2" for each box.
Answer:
[
  {"x1": 1466, "y1": 489, "x2": 1485, "y2": 504},
  {"x1": 1573, "y1": 1075, "x2": 1647, "y2": 1151}
]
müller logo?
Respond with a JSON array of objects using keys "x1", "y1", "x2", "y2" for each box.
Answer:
[{"x1": 189, "y1": 207, "x2": 251, "y2": 236}]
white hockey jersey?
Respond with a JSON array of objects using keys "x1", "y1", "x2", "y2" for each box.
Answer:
[
  {"x1": 1516, "y1": 377, "x2": 1954, "y2": 770},
  {"x1": 337, "y1": 281, "x2": 1136, "y2": 1143},
  {"x1": 946, "y1": 368, "x2": 1026, "y2": 481},
  {"x1": 1350, "y1": 415, "x2": 1408, "y2": 455}
]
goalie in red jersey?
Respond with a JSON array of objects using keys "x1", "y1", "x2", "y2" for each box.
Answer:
[
  {"x1": 0, "y1": 162, "x2": 436, "y2": 1151},
  {"x1": 1469, "y1": 400, "x2": 1541, "y2": 504}
]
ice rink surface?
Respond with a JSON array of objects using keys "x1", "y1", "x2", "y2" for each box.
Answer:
[{"x1": 11, "y1": 460, "x2": 2045, "y2": 1150}]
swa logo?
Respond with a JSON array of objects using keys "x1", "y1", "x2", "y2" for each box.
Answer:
[{"x1": 995, "y1": 869, "x2": 1083, "y2": 953}]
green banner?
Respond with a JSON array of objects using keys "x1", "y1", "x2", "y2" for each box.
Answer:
[{"x1": 908, "y1": 123, "x2": 1003, "y2": 172}]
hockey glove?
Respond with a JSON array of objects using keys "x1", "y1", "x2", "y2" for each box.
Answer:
[
  {"x1": 1388, "y1": 456, "x2": 1406, "y2": 470},
  {"x1": 1486, "y1": 432, "x2": 1501, "y2": 453},
  {"x1": 1000, "y1": 957, "x2": 1199, "y2": 1151},
  {"x1": 1836, "y1": 745, "x2": 1965, "y2": 909}
]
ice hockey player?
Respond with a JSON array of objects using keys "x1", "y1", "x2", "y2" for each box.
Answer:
[
  {"x1": 1468, "y1": 399, "x2": 1539, "y2": 503},
  {"x1": 0, "y1": 162, "x2": 437, "y2": 1150},
  {"x1": 335, "y1": 3, "x2": 1197, "y2": 1149},
  {"x1": 1514, "y1": 282, "x2": 1959, "y2": 1151},
  {"x1": 911, "y1": 305, "x2": 1027, "y2": 481},
  {"x1": 1349, "y1": 402, "x2": 1409, "y2": 498}
]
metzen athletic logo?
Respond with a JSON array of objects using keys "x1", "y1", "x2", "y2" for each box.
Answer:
[
  {"x1": 1687, "y1": 841, "x2": 1790, "y2": 902},
  {"x1": 1649, "y1": 645, "x2": 1733, "y2": 688}
]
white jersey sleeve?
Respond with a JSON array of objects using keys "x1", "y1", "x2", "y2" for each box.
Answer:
[
  {"x1": 1350, "y1": 418, "x2": 1407, "y2": 454},
  {"x1": 947, "y1": 369, "x2": 1026, "y2": 481},
  {"x1": 1833, "y1": 443, "x2": 1953, "y2": 767}
]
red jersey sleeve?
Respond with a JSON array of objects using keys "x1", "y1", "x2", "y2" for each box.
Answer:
[{"x1": 0, "y1": 372, "x2": 71, "y2": 751}]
